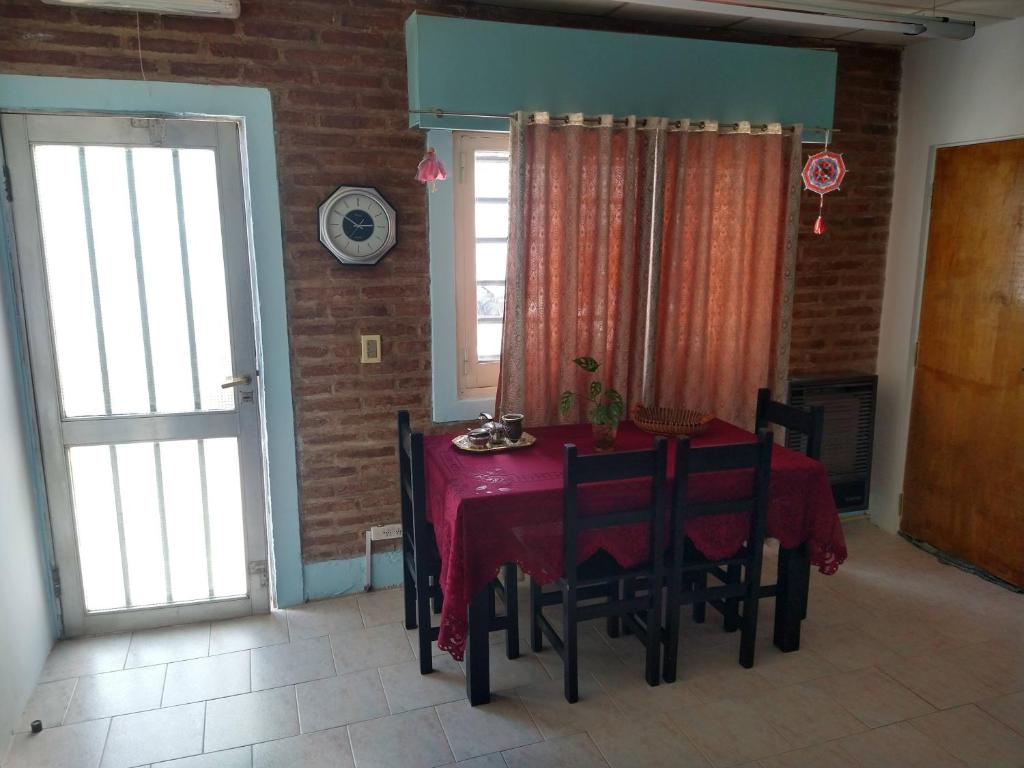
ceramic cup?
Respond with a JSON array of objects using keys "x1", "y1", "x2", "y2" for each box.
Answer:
[{"x1": 502, "y1": 413, "x2": 525, "y2": 442}]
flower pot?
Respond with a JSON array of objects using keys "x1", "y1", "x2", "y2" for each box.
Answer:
[{"x1": 592, "y1": 421, "x2": 618, "y2": 452}]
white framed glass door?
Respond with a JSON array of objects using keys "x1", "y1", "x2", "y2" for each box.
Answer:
[{"x1": 2, "y1": 112, "x2": 269, "y2": 635}]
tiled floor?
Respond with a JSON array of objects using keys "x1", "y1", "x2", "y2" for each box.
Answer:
[{"x1": 5, "y1": 520, "x2": 1024, "y2": 768}]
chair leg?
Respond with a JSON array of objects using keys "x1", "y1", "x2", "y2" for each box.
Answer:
[
  {"x1": 644, "y1": 579, "x2": 662, "y2": 688},
  {"x1": 563, "y1": 585, "x2": 579, "y2": 704},
  {"x1": 402, "y1": 555, "x2": 417, "y2": 631},
  {"x1": 416, "y1": 565, "x2": 434, "y2": 674},
  {"x1": 663, "y1": 571, "x2": 681, "y2": 683},
  {"x1": 431, "y1": 575, "x2": 444, "y2": 615},
  {"x1": 723, "y1": 564, "x2": 741, "y2": 632},
  {"x1": 739, "y1": 584, "x2": 760, "y2": 669},
  {"x1": 606, "y1": 579, "x2": 621, "y2": 638},
  {"x1": 621, "y1": 578, "x2": 635, "y2": 635},
  {"x1": 503, "y1": 564, "x2": 520, "y2": 660},
  {"x1": 692, "y1": 571, "x2": 707, "y2": 624},
  {"x1": 529, "y1": 578, "x2": 543, "y2": 653}
]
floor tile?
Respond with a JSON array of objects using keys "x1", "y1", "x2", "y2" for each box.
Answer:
[
  {"x1": 502, "y1": 732, "x2": 609, "y2": 768},
  {"x1": 746, "y1": 681, "x2": 865, "y2": 749},
  {"x1": 406, "y1": 627, "x2": 447, "y2": 660},
  {"x1": 880, "y1": 654, "x2": 998, "y2": 709},
  {"x1": 607, "y1": 672, "x2": 704, "y2": 713},
  {"x1": 251, "y1": 635, "x2": 335, "y2": 690},
  {"x1": 516, "y1": 675, "x2": 622, "y2": 739},
  {"x1": 672, "y1": 698, "x2": 793, "y2": 767},
  {"x1": 153, "y1": 747, "x2": 251, "y2": 767},
  {"x1": 834, "y1": 722, "x2": 967, "y2": 768},
  {"x1": 15, "y1": 678, "x2": 78, "y2": 732},
  {"x1": 758, "y1": 741, "x2": 858, "y2": 768},
  {"x1": 65, "y1": 665, "x2": 166, "y2": 723},
  {"x1": 441, "y1": 755, "x2": 507, "y2": 768},
  {"x1": 101, "y1": 703, "x2": 205, "y2": 768},
  {"x1": 252, "y1": 726, "x2": 354, "y2": 768},
  {"x1": 379, "y1": 655, "x2": 466, "y2": 714},
  {"x1": 978, "y1": 691, "x2": 1024, "y2": 736},
  {"x1": 810, "y1": 667, "x2": 935, "y2": 728},
  {"x1": 162, "y1": 651, "x2": 250, "y2": 706},
  {"x1": 436, "y1": 694, "x2": 542, "y2": 761},
  {"x1": 295, "y1": 668, "x2": 389, "y2": 733},
  {"x1": 751, "y1": 647, "x2": 840, "y2": 687},
  {"x1": 588, "y1": 717, "x2": 711, "y2": 768},
  {"x1": 687, "y1": 667, "x2": 775, "y2": 705},
  {"x1": 349, "y1": 708, "x2": 454, "y2": 768},
  {"x1": 125, "y1": 624, "x2": 211, "y2": 669},
  {"x1": 357, "y1": 589, "x2": 405, "y2": 628},
  {"x1": 331, "y1": 622, "x2": 413, "y2": 675},
  {"x1": 797, "y1": 625, "x2": 902, "y2": 673},
  {"x1": 937, "y1": 640, "x2": 1024, "y2": 695},
  {"x1": 466, "y1": 651, "x2": 549, "y2": 693},
  {"x1": 285, "y1": 597, "x2": 363, "y2": 641},
  {"x1": 909, "y1": 703, "x2": 1024, "y2": 768},
  {"x1": 4, "y1": 718, "x2": 109, "y2": 768},
  {"x1": 209, "y1": 613, "x2": 289, "y2": 655},
  {"x1": 203, "y1": 687, "x2": 299, "y2": 752},
  {"x1": 39, "y1": 635, "x2": 131, "y2": 683}
]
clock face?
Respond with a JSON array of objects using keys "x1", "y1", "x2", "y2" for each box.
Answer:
[{"x1": 318, "y1": 187, "x2": 396, "y2": 265}]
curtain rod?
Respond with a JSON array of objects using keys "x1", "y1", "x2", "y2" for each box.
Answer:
[{"x1": 409, "y1": 108, "x2": 839, "y2": 138}]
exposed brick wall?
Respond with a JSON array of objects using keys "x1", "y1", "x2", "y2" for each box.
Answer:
[{"x1": 0, "y1": 0, "x2": 899, "y2": 563}]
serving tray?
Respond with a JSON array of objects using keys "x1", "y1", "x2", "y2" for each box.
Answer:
[{"x1": 452, "y1": 432, "x2": 537, "y2": 453}]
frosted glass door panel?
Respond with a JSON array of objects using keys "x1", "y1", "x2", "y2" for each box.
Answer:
[
  {"x1": 69, "y1": 438, "x2": 248, "y2": 612},
  {"x1": 32, "y1": 144, "x2": 235, "y2": 418}
]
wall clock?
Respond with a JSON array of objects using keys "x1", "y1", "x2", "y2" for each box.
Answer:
[{"x1": 318, "y1": 185, "x2": 397, "y2": 265}]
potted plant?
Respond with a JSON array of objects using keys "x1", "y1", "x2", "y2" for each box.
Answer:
[{"x1": 559, "y1": 356, "x2": 625, "y2": 452}]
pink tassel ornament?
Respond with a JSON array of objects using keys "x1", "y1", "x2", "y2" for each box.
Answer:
[{"x1": 415, "y1": 147, "x2": 447, "y2": 191}]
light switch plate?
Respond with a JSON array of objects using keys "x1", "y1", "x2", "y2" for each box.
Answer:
[{"x1": 360, "y1": 334, "x2": 382, "y2": 364}]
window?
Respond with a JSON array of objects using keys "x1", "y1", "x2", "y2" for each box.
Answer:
[{"x1": 453, "y1": 131, "x2": 511, "y2": 398}]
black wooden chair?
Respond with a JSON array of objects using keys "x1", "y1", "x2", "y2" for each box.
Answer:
[
  {"x1": 663, "y1": 430, "x2": 774, "y2": 681},
  {"x1": 397, "y1": 411, "x2": 519, "y2": 674},
  {"x1": 755, "y1": 388, "x2": 824, "y2": 622},
  {"x1": 704, "y1": 390, "x2": 825, "y2": 634},
  {"x1": 529, "y1": 437, "x2": 669, "y2": 703},
  {"x1": 755, "y1": 387, "x2": 824, "y2": 460}
]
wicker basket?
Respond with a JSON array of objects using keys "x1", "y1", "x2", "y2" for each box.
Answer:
[{"x1": 633, "y1": 405, "x2": 713, "y2": 437}]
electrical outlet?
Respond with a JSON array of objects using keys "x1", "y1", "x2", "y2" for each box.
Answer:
[
  {"x1": 369, "y1": 523, "x2": 402, "y2": 541},
  {"x1": 361, "y1": 334, "x2": 382, "y2": 364}
]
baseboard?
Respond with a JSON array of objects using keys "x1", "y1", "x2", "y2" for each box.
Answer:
[{"x1": 303, "y1": 550, "x2": 404, "y2": 602}]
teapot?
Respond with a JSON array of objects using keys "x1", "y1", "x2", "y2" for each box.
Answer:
[{"x1": 477, "y1": 412, "x2": 508, "y2": 444}]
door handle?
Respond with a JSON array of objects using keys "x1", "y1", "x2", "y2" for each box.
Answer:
[{"x1": 221, "y1": 375, "x2": 253, "y2": 389}]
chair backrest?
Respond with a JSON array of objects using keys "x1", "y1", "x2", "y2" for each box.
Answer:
[
  {"x1": 562, "y1": 438, "x2": 669, "y2": 587},
  {"x1": 755, "y1": 387, "x2": 824, "y2": 460},
  {"x1": 397, "y1": 411, "x2": 435, "y2": 563},
  {"x1": 671, "y1": 430, "x2": 774, "y2": 562}
]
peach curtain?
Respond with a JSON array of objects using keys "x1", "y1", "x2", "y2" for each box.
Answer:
[
  {"x1": 650, "y1": 125, "x2": 802, "y2": 428},
  {"x1": 497, "y1": 113, "x2": 660, "y2": 425},
  {"x1": 498, "y1": 114, "x2": 801, "y2": 429}
]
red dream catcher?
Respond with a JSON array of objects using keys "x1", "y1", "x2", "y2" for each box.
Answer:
[{"x1": 801, "y1": 131, "x2": 846, "y2": 235}]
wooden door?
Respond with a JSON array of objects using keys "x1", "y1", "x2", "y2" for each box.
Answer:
[{"x1": 901, "y1": 138, "x2": 1024, "y2": 587}]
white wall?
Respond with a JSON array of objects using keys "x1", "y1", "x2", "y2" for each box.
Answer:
[
  {"x1": 0, "y1": 253, "x2": 56, "y2": 753},
  {"x1": 872, "y1": 17, "x2": 1024, "y2": 532}
]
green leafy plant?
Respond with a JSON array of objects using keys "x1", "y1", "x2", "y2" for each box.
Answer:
[{"x1": 559, "y1": 356, "x2": 625, "y2": 428}]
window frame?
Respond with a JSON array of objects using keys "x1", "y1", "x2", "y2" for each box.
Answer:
[{"x1": 452, "y1": 130, "x2": 510, "y2": 400}]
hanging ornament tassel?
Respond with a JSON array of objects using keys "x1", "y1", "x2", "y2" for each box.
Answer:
[
  {"x1": 801, "y1": 129, "x2": 845, "y2": 237},
  {"x1": 415, "y1": 147, "x2": 447, "y2": 192},
  {"x1": 813, "y1": 195, "x2": 826, "y2": 235}
]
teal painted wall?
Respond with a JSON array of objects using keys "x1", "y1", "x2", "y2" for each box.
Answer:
[
  {"x1": 406, "y1": 13, "x2": 837, "y2": 132},
  {"x1": 0, "y1": 75, "x2": 304, "y2": 610},
  {"x1": 304, "y1": 551, "x2": 404, "y2": 601}
]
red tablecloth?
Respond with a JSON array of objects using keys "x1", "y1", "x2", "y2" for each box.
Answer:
[{"x1": 424, "y1": 419, "x2": 846, "y2": 659}]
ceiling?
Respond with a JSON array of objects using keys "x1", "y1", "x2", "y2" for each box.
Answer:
[{"x1": 474, "y1": 0, "x2": 1024, "y2": 44}]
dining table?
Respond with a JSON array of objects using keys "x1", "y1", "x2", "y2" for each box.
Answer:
[{"x1": 422, "y1": 418, "x2": 847, "y2": 705}]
